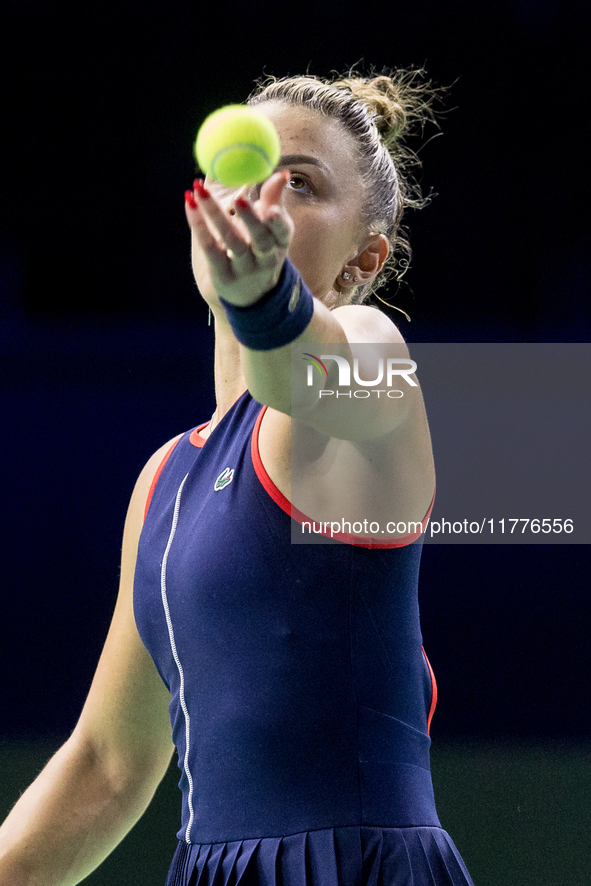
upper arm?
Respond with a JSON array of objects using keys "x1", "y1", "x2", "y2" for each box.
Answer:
[
  {"x1": 331, "y1": 303, "x2": 406, "y2": 345},
  {"x1": 71, "y1": 437, "x2": 182, "y2": 793},
  {"x1": 291, "y1": 304, "x2": 419, "y2": 442}
]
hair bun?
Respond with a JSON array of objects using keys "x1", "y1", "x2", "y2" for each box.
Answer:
[
  {"x1": 246, "y1": 66, "x2": 446, "y2": 301},
  {"x1": 333, "y1": 68, "x2": 437, "y2": 146},
  {"x1": 362, "y1": 75, "x2": 407, "y2": 141}
]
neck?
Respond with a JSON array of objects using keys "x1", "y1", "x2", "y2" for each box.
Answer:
[{"x1": 208, "y1": 316, "x2": 247, "y2": 432}]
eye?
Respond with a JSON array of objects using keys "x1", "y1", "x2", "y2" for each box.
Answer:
[{"x1": 286, "y1": 174, "x2": 311, "y2": 193}]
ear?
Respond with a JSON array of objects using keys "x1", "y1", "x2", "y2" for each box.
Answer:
[{"x1": 336, "y1": 234, "x2": 389, "y2": 290}]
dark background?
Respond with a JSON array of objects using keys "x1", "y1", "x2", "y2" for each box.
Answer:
[
  {"x1": 1, "y1": 0, "x2": 589, "y2": 740},
  {"x1": 1, "y1": 1, "x2": 590, "y2": 882}
]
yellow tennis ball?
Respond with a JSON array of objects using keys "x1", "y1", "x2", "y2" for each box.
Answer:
[{"x1": 195, "y1": 105, "x2": 281, "y2": 188}]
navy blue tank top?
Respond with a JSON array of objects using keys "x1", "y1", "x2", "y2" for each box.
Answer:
[{"x1": 133, "y1": 391, "x2": 439, "y2": 845}]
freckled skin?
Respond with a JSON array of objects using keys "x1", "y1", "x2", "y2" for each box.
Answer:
[{"x1": 255, "y1": 102, "x2": 366, "y2": 300}]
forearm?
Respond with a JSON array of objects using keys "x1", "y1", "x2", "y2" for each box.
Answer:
[
  {"x1": 0, "y1": 735, "x2": 158, "y2": 886},
  {"x1": 241, "y1": 290, "x2": 348, "y2": 415}
]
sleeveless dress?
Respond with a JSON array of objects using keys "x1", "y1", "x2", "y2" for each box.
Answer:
[{"x1": 133, "y1": 391, "x2": 475, "y2": 886}]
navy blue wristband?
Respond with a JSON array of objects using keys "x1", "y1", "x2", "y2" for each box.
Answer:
[{"x1": 219, "y1": 258, "x2": 315, "y2": 351}]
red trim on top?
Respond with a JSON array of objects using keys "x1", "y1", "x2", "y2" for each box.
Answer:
[
  {"x1": 189, "y1": 421, "x2": 210, "y2": 448},
  {"x1": 422, "y1": 647, "x2": 438, "y2": 735},
  {"x1": 251, "y1": 406, "x2": 291, "y2": 512},
  {"x1": 143, "y1": 437, "x2": 182, "y2": 522},
  {"x1": 251, "y1": 407, "x2": 435, "y2": 549}
]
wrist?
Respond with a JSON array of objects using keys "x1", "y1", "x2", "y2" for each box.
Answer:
[{"x1": 219, "y1": 259, "x2": 314, "y2": 351}]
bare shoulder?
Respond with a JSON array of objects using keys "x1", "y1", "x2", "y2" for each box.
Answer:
[{"x1": 331, "y1": 303, "x2": 407, "y2": 345}]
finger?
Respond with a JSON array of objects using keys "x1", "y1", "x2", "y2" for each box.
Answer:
[
  {"x1": 194, "y1": 180, "x2": 252, "y2": 258},
  {"x1": 185, "y1": 194, "x2": 234, "y2": 282},
  {"x1": 266, "y1": 208, "x2": 293, "y2": 249},
  {"x1": 233, "y1": 198, "x2": 278, "y2": 258},
  {"x1": 234, "y1": 191, "x2": 292, "y2": 257},
  {"x1": 259, "y1": 169, "x2": 290, "y2": 213}
]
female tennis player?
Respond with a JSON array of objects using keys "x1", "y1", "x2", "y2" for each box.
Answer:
[{"x1": 0, "y1": 71, "x2": 475, "y2": 886}]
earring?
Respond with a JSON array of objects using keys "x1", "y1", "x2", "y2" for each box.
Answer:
[
  {"x1": 342, "y1": 272, "x2": 351, "y2": 280},
  {"x1": 208, "y1": 306, "x2": 212, "y2": 326}
]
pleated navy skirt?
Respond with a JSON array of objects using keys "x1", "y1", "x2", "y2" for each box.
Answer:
[{"x1": 164, "y1": 827, "x2": 475, "y2": 886}]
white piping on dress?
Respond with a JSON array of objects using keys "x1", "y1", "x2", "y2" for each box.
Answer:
[{"x1": 160, "y1": 472, "x2": 195, "y2": 843}]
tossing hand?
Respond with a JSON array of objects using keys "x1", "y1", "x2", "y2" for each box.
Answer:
[{"x1": 185, "y1": 170, "x2": 294, "y2": 307}]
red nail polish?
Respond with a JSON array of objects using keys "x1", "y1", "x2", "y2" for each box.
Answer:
[
  {"x1": 235, "y1": 196, "x2": 249, "y2": 210},
  {"x1": 185, "y1": 190, "x2": 197, "y2": 209},
  {"x1": 194, "y1": 179, "x2": 210, "y2": 199}
]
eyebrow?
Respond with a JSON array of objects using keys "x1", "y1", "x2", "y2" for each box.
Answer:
[{"x1": 278, "y1": 154, "x2": 328, "y2": 172}]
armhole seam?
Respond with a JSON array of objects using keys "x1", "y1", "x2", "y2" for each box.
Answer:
[
  {"x1": 143, "y1": 437, "x2": 183, "y2": 523},
  {"x1": 251, "y1": 409, "x2": 435, "y2": 548}
]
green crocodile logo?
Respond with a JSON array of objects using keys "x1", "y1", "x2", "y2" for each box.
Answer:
[{"x1": 214, "y1": 467, "x2": 234, "y2": 491}]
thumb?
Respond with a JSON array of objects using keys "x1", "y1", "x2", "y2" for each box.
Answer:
[{"x1": 257, "y1": 169, "x2": 290, "y2": 218}]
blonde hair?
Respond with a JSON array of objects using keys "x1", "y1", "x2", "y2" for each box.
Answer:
[{"x1": 247, "y1": 67, "x2": 444, "y2": 308}]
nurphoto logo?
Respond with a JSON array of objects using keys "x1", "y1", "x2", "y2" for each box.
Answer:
[{"x1": 302, "y1": 353, "x2": 417, "y2": 398}]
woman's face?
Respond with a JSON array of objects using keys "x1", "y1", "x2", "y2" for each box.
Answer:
[{"x1": 209, "y1": 101, "x2": 368, "y2": 301}]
